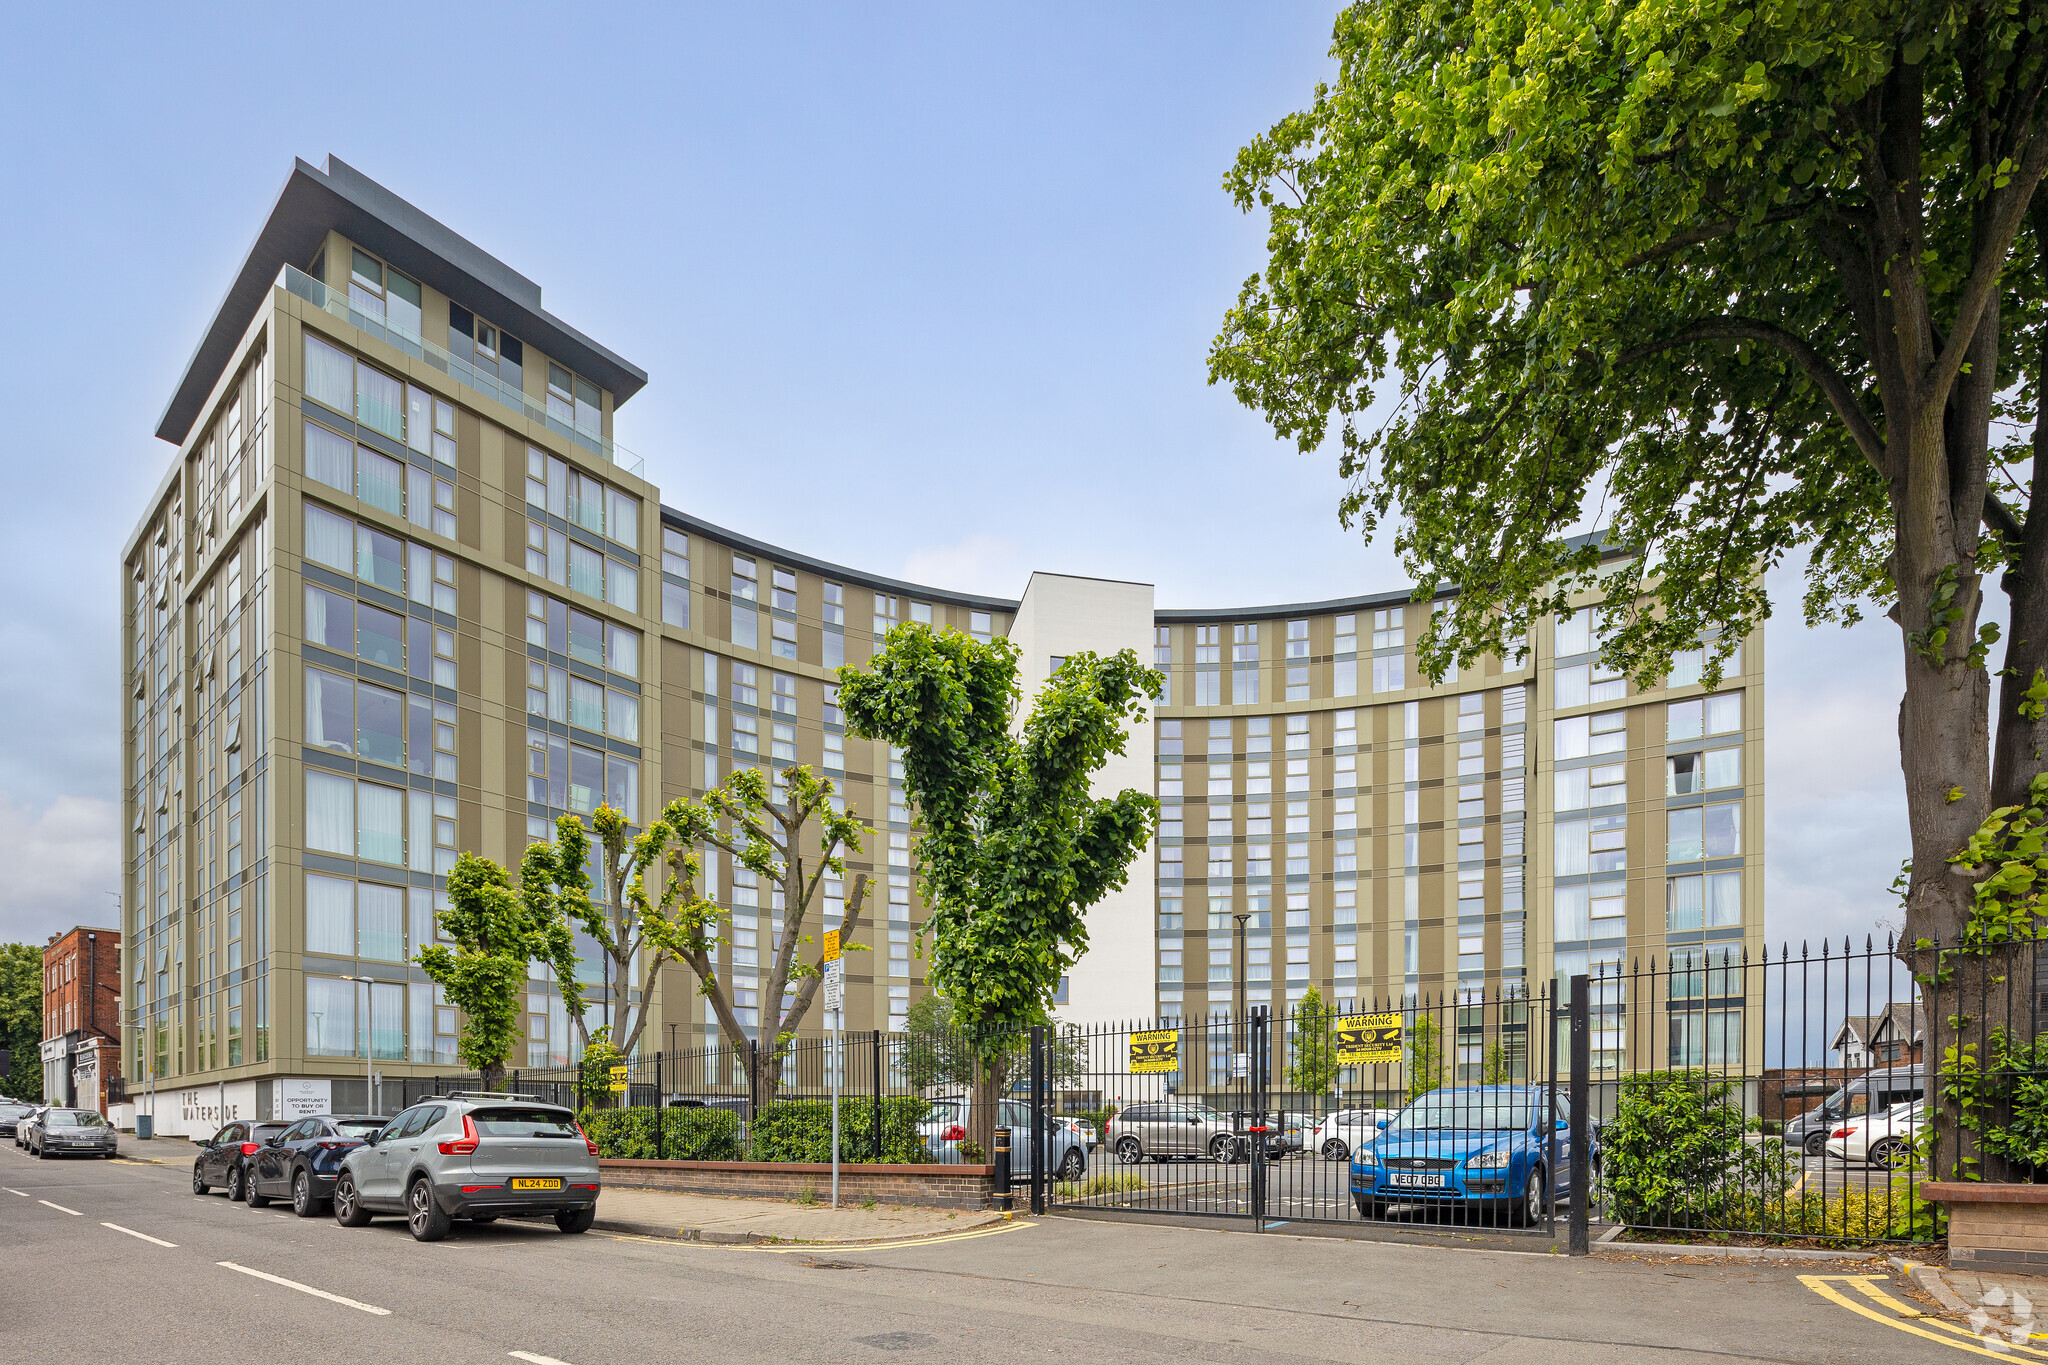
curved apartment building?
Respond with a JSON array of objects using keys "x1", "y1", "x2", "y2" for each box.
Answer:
[{"x1": 120, "y1": 157, "x2": 1764, "y2": 1132}]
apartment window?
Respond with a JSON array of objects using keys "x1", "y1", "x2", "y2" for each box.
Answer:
[
  {"x1": 1555, "y1": 815, "x2": 1626, "y2": 876},
  {"x1": 1670, "y1": 642, "x2": 1744, "y2": 686},
  {"x1": 1372, "y1": 654, "x2": 1405, "y2": 693},
  {"x1": 771, "y1": 567, "x2": 797, "y2": 614},
  {"x1": 971, "y1": 611, "x2": 992, "y2": 643},
  {"x1": 771, "y1": 617, "x2": 797, "y2": 659},
  {"x1": 1194, "y1": 625, "x2": 1220, "y2": 664},
  {"x1": 1372, "y1": 608, "x2": 1405, "y2": 649},
  {"x1": 1334, "y1": 709, "x2": 1356, "y2": 749},
  {"x1": 1667, "y1": 870, "x2": 1741, "y2": 931},
  {"x1": 1667, "y1": 746, "x2": 1741, "y2": 795},
  {"x1": 1233, "y1": 625, "x2": 1260, "y2": 703},
  {"x1": 1555, "y1": 658, "x2": 1624, "y2": 709},
  {"x1": 662, "y1": 529, "x2": 690, "y2": 581},
  {"x1": 1286, "y1": 714, "x2": 1309, "y2": 751},
  {"x1": 1554, "y1": 612, "x2": 1592, "y2": 657},
  {"x1": 732, "y1": 663, "x2": 759, "y2": 707},
  {"x1": 822, "y1": 683, "x2": 843, "y2": 726},
  {"x1": 1668, "y1": 803, "x2": 1741, "y2": 862},
  {"x1": 1553, "y1": 710, "x2": 1625, "y2": 760},
  {"x1": 545, "y1": 362, "x2": 604, "y2": 438},
  {"x1": 772, "y1": 722, "x2": 798, "y2": 763},
  {"x1": 1154, "y1": 626, "x2": 1172, "y2": 703},
  {"x1": 910, "y1": 601, "x2": 933, "y2": 624},
  {"x1": 1194, "y1": 670, "x2": 1220, "y2": 706},
  {"x1": 1669, "y1": 1008, "x2": 1743, "y2": 1068},
  {"x1": 663, "y1": 579, "x2": 690, "y2": 629},
  {"x1": 873, "y1": 594, "x2": 899, "y2": 640},
  {"x1": 1667, "y1": 694, "x2": 1742, "y2": 742},
  {"x1": 447, "y1": 302, "x2": 524, "y2": 391}
]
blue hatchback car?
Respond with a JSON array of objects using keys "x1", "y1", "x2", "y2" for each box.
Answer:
[{"x1": 1350, "y1": 1085, "x2": 1588, "y2": 1225}]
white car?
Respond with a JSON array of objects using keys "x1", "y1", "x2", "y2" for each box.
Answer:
[
  {"x1": 1310, "y1": 1108, "x2": 1400, "y2": 1161},
  {"x1": 1053, "y1": 1115, "x2": 1098, "y2": 1151},
  {"x1": 1825, "y1": 1098, "x2": 1924, "y2": 1169}
]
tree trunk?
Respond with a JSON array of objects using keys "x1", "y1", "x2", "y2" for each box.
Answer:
[{"x1": 966, "y1": 1052, "x2": 1008, "y2": 1160}]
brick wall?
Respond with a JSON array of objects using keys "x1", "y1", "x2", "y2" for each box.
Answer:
[
  {"x1": 601, "y1": 1159, "x2": 999, "y2": 1210},
  {"x1": 1926, "y1": 1183, "x2": 2048, "y2": 1270}
]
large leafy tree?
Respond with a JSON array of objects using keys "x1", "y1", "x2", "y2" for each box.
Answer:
[
  {"x1": 1213, "y1": 3, "x2": 2048, "y2": 1173},
  {"x1": 417, "y1": 854, "x2": 558, "y2": 1092},
  {"x1": 0, "y1": 943, "x2": 42, "y2": 1102},
  {"x1": 838, "y1": 625, "x2": 1160, "y2": 1142},
  {"x1": 1285, "y1": 985, "x2": 1342, "y2": 1097}
]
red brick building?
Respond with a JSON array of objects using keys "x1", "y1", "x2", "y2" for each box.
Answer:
[{"x1": 41, "y1": 926, "x2": 122, "y2": 1113}]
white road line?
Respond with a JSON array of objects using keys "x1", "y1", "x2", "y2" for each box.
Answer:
[
  {"x1": 2, "y1": 1187, "x2": 27, "y2": 1196},
  {"x1": 509, "y1": 1353, "x2": 575, "y2": 1365},
  {"x1": 38, "y1": 1199, "x2": 81, "y2": 1215},
  {"x1": 216, "y1": 1262, "x2": 390, "y2": 1315},
  {"x1": 102, "y1": 1222, "x2": 177, "y2": 1248}
]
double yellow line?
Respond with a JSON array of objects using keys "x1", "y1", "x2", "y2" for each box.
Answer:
[{"x1": 1801, "y1": 1273, "x2": 2048, "y2": 1358}]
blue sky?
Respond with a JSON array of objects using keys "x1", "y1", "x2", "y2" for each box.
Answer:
[{"x1": 0, "y1": 4, "x2": 1907, "y2": 955}]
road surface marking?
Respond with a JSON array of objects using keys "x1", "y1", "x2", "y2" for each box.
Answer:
[
  {"x1": 216, "y1": 1262, "x2": 392, "y2": 1315},
  {"x1": 2, "y1": 1187, "x2": 27, "y2": 1196},
  {"x1": 509, "y1": 1353, "x2": 575, "y2": 1365},
  {"x1": 1800, "y1": 1274, "x2": 2046, "y2": 1359},
  {"x1": 102, "y1": 1222, "x2": 176, "y2": 1248},
  {"x1": 38, "y1": 1199, "x2": 81, "y2": 1215}
]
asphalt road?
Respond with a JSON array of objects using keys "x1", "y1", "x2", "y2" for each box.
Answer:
[{"x1": 1, "y1": 1140, "x2": 1958, "y2": 1363}]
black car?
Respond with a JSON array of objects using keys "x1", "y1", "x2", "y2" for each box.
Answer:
[
  {"x1": 192, "y1": 1120, "x2": 292, "y2": 1201},
  {"x1": 247, "y1": 1114, "x2": 390, "y2": 1216},
  {"x1": 0, "y1": 1101, "x2": 34, "y2": 1140}
]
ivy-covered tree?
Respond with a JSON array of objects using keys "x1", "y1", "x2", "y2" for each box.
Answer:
[
  {"x1": 838, "y1": 624, "x2": 1160, "y2": 1145},
  {"x1": 417, "y1": 854, "x2": 553, "y2": 1093},
  {"x1": 1285, "y1": 985, "x2": 1342, "y2": 1097},
  {"x1": 1213, "y1": 2, "x2": 2048, "y2": 1174}
]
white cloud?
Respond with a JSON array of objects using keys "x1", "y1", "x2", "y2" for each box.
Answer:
[{"x1": 0, "y1": 795, "x2": 121, "y2": 947}]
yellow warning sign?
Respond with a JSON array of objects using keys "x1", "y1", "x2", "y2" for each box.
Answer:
[
  {"x1": 607, "y1": 1063, "x2": 629, "y2": 1093},
  {"x1": 1336, "y1": 1013, "x2": 1403, "y2": 1065},
  {"x1": 823, "y1": 929, "x2": 840, "y2": 964},
  {"x1": 1129, "y1": 1029, "x2": 1179, "y2": 1075}
]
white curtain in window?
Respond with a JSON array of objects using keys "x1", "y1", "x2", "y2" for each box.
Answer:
[
  {"x1": 305, "y1": 976, "x2": 356, "y2": 1057},
  {"x1": 304, "y1": 874, "x2": 354, "y2": 956},
  {"x1": 357, "y1": 783, "x2": 404, "y2": 865},
  {"x1": 1554, "y1": 820, "x2": 1589, "y2": 876},
  {"x1": 304, "y1": 666, "x2": 352, "y2": 753},
  {"x1": 303, "y1": 335, "x2": 354, "y2": 413},
  {"x1": 357, "y1": 882, "x2": 404, "y2": 961},
  {"x1": 302, "y1": 420, "x2": 353, "y2": 492},
  {"x1": 303, "y1": 503, "x2": 354, "y2": 573},
  {"x1": 305, "y1": 770, "x2": 354, "y2": 854},
  {"x1": 607, "y1": 559, "x2": 638, "y2": 614},
  {"x1": 1705, "y1": 870, "x2": 1742, "y2": 926},
  {"x1": 1553, "y1": 885, "x2": 1590, "y2": 940}
]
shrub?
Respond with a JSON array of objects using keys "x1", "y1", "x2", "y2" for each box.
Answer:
[
  {"x1": 746, "y1": 1096, "x2": 936, "y2": 1164},
  {"x1": 1056, "y1": 1171, "x2": 1144, "y2": 1200},
  {"x1": 579, "y1": 1105, "x2": 744, "y2": 1161},
  {"x1": 1601, "y1": 1070, "x2": 1792, "y2": 1228}
]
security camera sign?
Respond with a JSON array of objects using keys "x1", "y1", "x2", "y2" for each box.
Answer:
[
  {"x1": 1336, "y1": 1013, "x2": 1403, "y2": 1066},
  {"x1": 1129, "y1": 1029, "x2": 1179, "y2": 1075}
]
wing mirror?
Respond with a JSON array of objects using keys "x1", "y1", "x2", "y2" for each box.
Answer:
[
  {"x1": 1556, "y1": 1119, "x2": 1569, "y2": 1131},
  {"x1": 363, "y1": 1129, "x2": 380, "y2": 1146},
  {"x1": 1376, "y1": 1118, "x2": 1389, "y2": 1130}
]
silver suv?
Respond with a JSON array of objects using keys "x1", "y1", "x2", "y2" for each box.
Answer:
[
  {"x1": 332, "y1": 1093, "x2": 600, "y2": 1242},
  {"x1": 1106, "y1": 1101, "x2": 1246, "y2": 1163}
]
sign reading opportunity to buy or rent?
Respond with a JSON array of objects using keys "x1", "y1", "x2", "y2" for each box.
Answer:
[
  {"x1": 1335, "y1": 1013, "x2": 1404, "y2": 1066},
  {"x1": 1129, "y1": 1028, "x2": 1179, "y2": 1074}
]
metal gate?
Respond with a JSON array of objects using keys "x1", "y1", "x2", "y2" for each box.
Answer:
[{"x1": 1034, "y1": 980, "x2": 1578, "y2": 1242}]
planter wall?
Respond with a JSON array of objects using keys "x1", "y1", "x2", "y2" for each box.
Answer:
[
  {"x1": 1924, "y1": 1182, "x2": 2048, "y2": 1270},
  {"x1": 600, "y1": 1158, "x2": 1000, "y2": 1210}
]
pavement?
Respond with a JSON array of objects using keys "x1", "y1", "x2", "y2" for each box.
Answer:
[{"x1": 0, "y1": 1137, "x2": 1999, "y2": 1362}]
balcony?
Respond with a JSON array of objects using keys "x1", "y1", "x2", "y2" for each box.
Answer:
[{"x1": 279, "y1": 265, "x2": 644, "y2": 477}]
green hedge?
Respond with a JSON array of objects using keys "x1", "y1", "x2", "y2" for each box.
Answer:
[
  {"x1": 579, "y1": 1106, "x2": 744, "y2": 1161},
  {"x1": 745, "y1": 1096, "x2": 935, "y2": 1164}
]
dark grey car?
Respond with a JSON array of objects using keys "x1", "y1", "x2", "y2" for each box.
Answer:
[
  {"x1": 30, "y1": 1109, "x2": 117, "y2": 1159},
  {"x1": 332, "y1": 1094, "x2": 600, "y2": 1242},
  {"x1": 1782, "y1": 1065, "x2": 1926, "y2": 1157}
]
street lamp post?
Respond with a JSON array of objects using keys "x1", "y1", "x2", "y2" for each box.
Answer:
[
  {"x1": 1234, "y1": 911, "x2": 1251, "y2": 1139},
  {"x1": 342, "y1": 977, "x2": 376, "y2": 1113}
]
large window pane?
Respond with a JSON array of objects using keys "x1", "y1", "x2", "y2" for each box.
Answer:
[
  {"x1": 732, "y1": 606, "x2": 758, "y2": 650},
  {"x1": 568, "y1": 541, "x2": 605, "y2": 599},
  {"x1": 306, "y1": 771, "x2": 355, "y2": 854},
  {"x1": 569, "y1": 676, "x2": 605, "y2": 732},
  {"x1": 607, "y1": 753, "x2": 639, "y2": 823},
  {"x1": 304, "y1": 503, "x2": 354, "y2": 573},
  {"x1": 304, "y1": 585, "x2": 353, "y2": 654},
  {"x1": 607, "y1": 625, "x2": 639, "y2": 677},
  {"x1": 304, "y1": 667, "x2": 354, "y2": 753},
  {"x1": 303, "y1": 420, "x2": 353, "y2": 492},
  {"x1": 1702, "y1": 802, "x2": 1741, "y2": 858},
  {"x1": 358, "y1": 783, "x2": 405, "y2": 865},
  {"x1": 608, "y1": 489, "x2": 639, "y2": 549},
  {"x1": 1554, "y1": 820, "x2": 1589, "y2": 876},
  {"x1": 305, "y1": 977, "x2": 356, "y2": 1058},
  {"x1": 356, "y1": 681, "x2": 404, "y2": 767},
  {"x1": 568, "y1": 610, "x2": 604, "y2": 667},
  {"x1": 357, "y1": 883, "x2": 404, "y2": 962},
  {"x1": 606, "y1": 690, "x2": 639, "y2": 743},
  {"x1": 1705, "y1": 870, "x2": 1741, "y2": 927},
  {"x1": 305, "y1": 874, "x2": 355, "y2": 956},
  {"x1": 1667, "y1": 808, "x2": 1703, "y2": 862},
  {"x1": 304, "y1": 336, "x2": 354, "y2": 413},
  {"x1": 606, "y1": 559, "x2": 638, "y2": 613},
  {"x1": 356, "y1": 524, "x2": 404, "y2": 593},
  {"x1": 408, "y1": 695, "x2": 434, "y2": 778},
  {"x1": 1704, "y1": 746, "x2": 1742, "y2": 790},
  {"x1": 370, "y1": 981, "x2": 406, "y2": 1060},
  {"x1": 357, "y1": 603, "x2": 403, "y2": 670},
  {"x1": 662, "y1": 581, "x2": 690, "y2": 629},
  {"x1": 1666, "y1": 874, "x2": 1703, "y2": 932},
  {"x1": 569, "y1": 744, "x2": 604, "y2": 815},
  {"x1": 1553, "y1": 885, "x2": 1590, "y2": 940},
  {"x1": 357, "y1": 446, "x2": 404, "y2": 516},
  {"x1": 355, "y1": 361, "x2": 403, "y2": 440},
  {"x1": 1705, "y1": 693, "x2": 1742, "y2": 736}
]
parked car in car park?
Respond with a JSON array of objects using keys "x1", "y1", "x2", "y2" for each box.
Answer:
[
  {"x1": 923, "y1": 1099, "x2": 1089, "y2": 1179},
  {"x1": 1053, "y1": 1115, "x2": 1098, "y2": 1151},
  {"x1": 27, "y1": 1109, "x2": 118, "y2": 1159},
  {"x1": 246, "y1": 1115, "x2": 390, "y2": 1215},
  {"x1": 191, "y1": 1120, "x2": 293, "y2": 1201},
  {"x1": 1825, "y1": 1098, "x2": 1925, "y2": 1169},
  {"x1": 1106, "y1": 1101, "x2": 1250, "y2": 1164},
  {"x1": 332, "y1": 1094, "x2": 600, "y2": 1242},
  {"x1": 1780, "y1": 1064, "x2": 1926, "y2": 1157},
  {"x1": 1311, "y1": 1108, "x2": 1400, "y2": 1161},
  {"x1": 1350, "y1": 1086, "x2": 1593, "y2": 1226},
  {"x1": 0, "y1": 1101, "x2": 35, "y2": 1142}
]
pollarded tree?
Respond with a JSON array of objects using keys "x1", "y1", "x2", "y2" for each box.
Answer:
[
  {"x1": 1212, "y1": 2, "x2": 2048, "y2": 1174},
  {"x1": 838, "y1": 624, "x2": 1160, "y2": 1146},
  {"x1": 1286, "y1": 986, "x2": 1343, "y2": 1099}
]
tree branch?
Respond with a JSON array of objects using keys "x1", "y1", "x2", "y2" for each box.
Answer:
[
  {"x1": 1924, "y1": 109, "x2": 2048, "y2": 405},
  {"x1": 1616, "y1": 316, "x2": 1886, "y2": 474},
  {"x1": 1622, "y1": 201, "x2": 1817, "y2": 270}
]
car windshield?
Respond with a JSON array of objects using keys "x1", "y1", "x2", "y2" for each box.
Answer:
[
  {"x1": 1391, "y1": 1092, "x2": 1536, "y2": 1132},
  {"x1": 0, "y1": 1104, "x2": 31, "y2": 1118},
  {"x1": 49, "y1": 1111, "x2": 106, "y2": 1128},
  {"x1": 335, "y1": 1119, "x2": 386, "y2": 1137},
  {"x1": 925, "y1": 1102, "x2": 961, "y2": 1122},
  {"x1": 471, "y1": 1107, "x2": 578, "y2": 1137}
]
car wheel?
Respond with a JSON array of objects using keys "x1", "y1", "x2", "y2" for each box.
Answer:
[
  {"x1": 1868, "y1": 1139, "x2": 1911, "y2": 1171},
  {"x1": 555, "y1": 1206, "x2": 595, "y2": 1234},
  {"x1": 1513, "y1": 1167, "x2": 1545, "y2": 1228},
  {"x1": 333, "y1": 1173, "x2": 372, "y2": 1227},
  {"x1": 1208, "y1": 1133, "x2": 1241, "y2": 1163},
  {"x1": 225, "y1": 1165, "x2": 246, "y2": 1202},
  {"x1": 34, "y1": 1140, "x2": 47, "y2": 1160},
  {"x1": 292, "y1": 1170, "x2": 319, "y2": 1218},
  {"x1": 1322, "y1": 1138, "x2": 1350, "y2": 1162},
  {"x1": 1058, "y1": 1147, "x2": 1086, "y2": 1181},
  {"x1": 1115, "y1": 1136, "x2": 1143, "y2": 1165},
  {"x1": 246, "y1": 1172, "x2": 271, "y2": 1208},
  {"x1": 1802, "y1": 1131, "x2": 1827, "y2": 1158},
  {"x1": 406, "y1": 1177, "x2": 451, "y2": 1242},
  {"x1": 192, "y1": 1165, "x2": 209, "y2": 1196}
]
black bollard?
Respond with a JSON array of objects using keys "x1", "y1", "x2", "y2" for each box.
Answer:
[{"x1": 992, "y1": 1123, "x2": 1012, "y2": 1213}]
